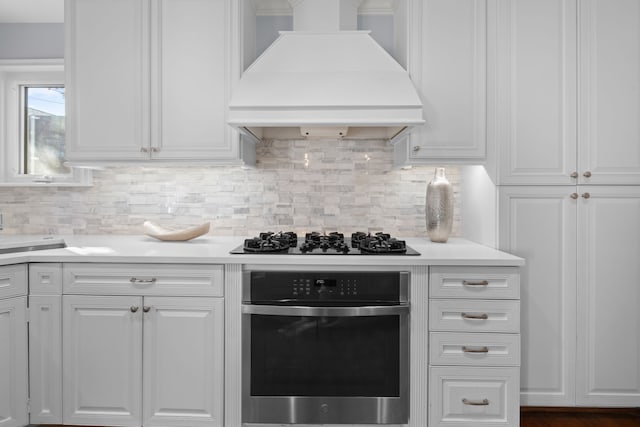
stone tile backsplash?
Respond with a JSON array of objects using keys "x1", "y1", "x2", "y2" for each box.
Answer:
[{"x1": 0, "y1": 140, "x2": 460, "y2": 237}]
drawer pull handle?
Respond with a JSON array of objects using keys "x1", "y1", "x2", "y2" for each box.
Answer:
[
  {"x1": 130, "y1": 277, "x2": 157, "y2": 284},
  {"x1": 462, "y1": 398, "x2": 489, "y2": 406},
  {"x1": 461, "y1": 312, "x2": 489, "y2": 320},
  {"x1": 462, "y1": 280, "x2": 489, "y2": 286},
  {"x1": 143, "y1": 306, "x2": 151, "y2": 313},
  {"x1": 462, "y1": 346, "x2": 489, "y2": 353},
  {"x1": 130, "y1": 306, "x2": 139, "y2": 313}
]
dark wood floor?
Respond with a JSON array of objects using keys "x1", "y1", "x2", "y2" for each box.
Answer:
[{"x1": 521, "y1": 407, "x2": 640, "y2": 427}]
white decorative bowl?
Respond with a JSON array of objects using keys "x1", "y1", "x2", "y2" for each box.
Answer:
[{"x1": 143, "y1": 221, "x2": 210, "y2": 241}]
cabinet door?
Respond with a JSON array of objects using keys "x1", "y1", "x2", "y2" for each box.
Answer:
[
  {"x1": 578, "y1": 0, "x2": 640, "y2": 184},
  {"x1": 65, "y1": 0, "x2": 150, "y2": 161},
  {"x1": 494, "y1": 0, "x2": 578, "y2": 185},
  {"x1": 499, "y1": 186, "x2": 577, "y2": 406},
  {"x1": 151, "y1": 0, "x2": 238, "y2": 161},
  {"x1": 143, "y1": 297, "x2": 224, "y2": 427},
  {"x1": 63, "y1": 295, "x2": 143, "y2": 426},
  {"x1": 29, "y1": 296, "x2": 62, "y2": 424},
  {"x1": 0, "y1": 297, "x2": 28, "y2": 427},
  {"x1": 576, "y1": 186, "x2": 640, "y2": 406},
  {"x1": 402, "y1": 0, "x2": 486, "y2": 162}
]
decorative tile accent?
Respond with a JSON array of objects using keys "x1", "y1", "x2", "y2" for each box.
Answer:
[{"x1": 0, "y1": 140, "x2": 460, "y2": 237}]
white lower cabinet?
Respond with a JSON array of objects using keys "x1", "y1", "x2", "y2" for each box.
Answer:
[
  {"x1": 0, "y1": 264, "x2": 28, "y2": 427},
  {"x1": 428, "y1": 266, "x2": 520, "y2": 427},
  {"x1": 430, "y1": 366, "x2": 520, "y2": 427},
  {"x1": 500, "y1": 185, "x2": 640, "y2": 407},
  {"x1": 63, "y1": 295, "x2": 224, "y2": 427},
  {"x1": 0, "y1": 296, "x2": 28, "y2": 427}
]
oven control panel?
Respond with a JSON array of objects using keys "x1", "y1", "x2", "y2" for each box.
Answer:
[
  {"x1": 246, "y1": 271, "x2": 408, "y2": 303},
  {"x1": 291, "y1": 277, "x2": 359, "y2": 297}
]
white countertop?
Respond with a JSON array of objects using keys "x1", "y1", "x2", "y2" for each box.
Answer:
[{"x1": 0, "y1": 235, "x2": 524, "y2": 266}]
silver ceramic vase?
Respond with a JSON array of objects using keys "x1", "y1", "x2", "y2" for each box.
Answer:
[{"x1": 426, "y1": 167, "x2": 454, "y2": 243}]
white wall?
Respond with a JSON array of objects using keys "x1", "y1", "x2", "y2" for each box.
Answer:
[{"x1": 0, "y1": 23, "x2": 64, "y2": 59}]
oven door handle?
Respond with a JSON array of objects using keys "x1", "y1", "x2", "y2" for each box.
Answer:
[{"x1": 242, "y1": 304, "x2": 410, "y2": 317}]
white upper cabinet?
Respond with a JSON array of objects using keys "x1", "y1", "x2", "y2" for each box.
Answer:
[
  {"x1": 495, "y1": 0, "x2": 640, "y2": 185},
  {"x1": 578, "y1": 0, "x2": 640, "y2": 185},
  {"x1": 395, "y1": 0, "x2": 487, "y2": 165},
  {"x1": 65, "y1": 0, "x2": 254, "y2": 165},
  {"x1": 65, "y1": 0, "x2": 150, "y2": 161}
]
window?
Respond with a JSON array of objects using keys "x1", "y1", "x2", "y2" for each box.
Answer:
[{"x1": 0, "y1": 59, "x2": 90, "y2": 186}]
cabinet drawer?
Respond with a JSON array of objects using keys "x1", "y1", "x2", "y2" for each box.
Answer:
[
  {"x1": 0, "y1": 263, "x2": 27, "y2": 299},
  {"x1": 430, "y1": 332, "x2": 520, "y2": 366},
  {"x1": 63, "y1": 263, "x2": 223, "y2": 296},
  {"x1": 430, "y1": 300, "x2": 520, "y2": 333},
  {"x1": 430, "y1": 366, "x2": 520, "y2": 427},
  {"x1": 430, "y1": 266, "x2": 519, "y2": 299},
  {"x1": 30, "y1": 263, "x2": 63, "y2": 295}
]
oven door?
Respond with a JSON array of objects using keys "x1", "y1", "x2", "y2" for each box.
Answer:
[{"x1": 242, "y1": 304, "x2": 410, "y2": 425}]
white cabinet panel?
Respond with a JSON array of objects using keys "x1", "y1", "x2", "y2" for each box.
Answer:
[
  {"x1": 63, "y1": 295, "x2": 143, "y2": 426},
  {"x1": 63, "y1": 263, "x2": 224, "y2": 296},
  {"x1": 29, "y1": 263, "x2": 63, "y2": 295},
  {"x1": 430, "y1": 299, "x2": 520, "y2": 333},
  {"x1": 430, "y1": 332, "x2": 520, "y2": 367},
  {"x1": 143, "y1": 297, "x2": 224, "y2": 427},
  {"x1": 576, "y1": 186, "x2": 640, "y2": 406},
  {"x1": 152, "y1": 0, "x2": 237, "y2": 160},
  {"x1": 0, "y1": 297, "x2": 28, "y2": 427},
  {"x1": 65, "y1": 0, "x2": 149, "y2": 161},
  {"x1": 429, "y1": 266, "x2": 520, "y2": 299},
  {"x1": 429, "y1": 366, "x2": 520, "y2": 427},
  {"x1": 29, "y1": 295, "x2": 63, "y2": 424},
  {"x1": 397, "y1": 0, "x2": 486, "y2": 164},
  {"x1": 578, "y1": 0, "x2": 640, "y2": 184},
  {"x1": 0, "y1": 264, "x2": 27, "y2": 300},
  {"x1": 494, "y1": 0, "x2": 578, "y2": 184},
  {"x1": 498, "y1": 186, "x2": 577, "y2": 406}
]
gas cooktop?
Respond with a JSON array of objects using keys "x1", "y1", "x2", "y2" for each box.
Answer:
[{"x1": 230, "y1": 231, "x2": 421, "y2": 256}]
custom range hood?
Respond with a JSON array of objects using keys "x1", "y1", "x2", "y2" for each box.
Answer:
[{"x1": 228, "y1": 0, "x2": 424, "y2": 143}]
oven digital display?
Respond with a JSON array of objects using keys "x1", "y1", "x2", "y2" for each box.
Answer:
[{"x1": 314, "y1": 278, "x2": 336, "y2": 287}]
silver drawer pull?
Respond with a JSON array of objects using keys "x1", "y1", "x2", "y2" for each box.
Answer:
[
  {"x1": 130, "y1": 277, "x2": 157, "y2": 284},
  {"x1": 461, "y1": 312, "x2": 489, "y2": 320},
  {"x1": 462, "y1": 398, "x2": 489, "y2": 406},
  {"x1": 462, "y1": 280, "x2": 489, "y2": 286},
  {"x1": 462, "y1": 346, "x2": 489, "y2": 353}
]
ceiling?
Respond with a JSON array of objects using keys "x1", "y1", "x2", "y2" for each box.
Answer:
[{"x1": 0, "y1": 0, "x2": 63, "y2": 23}]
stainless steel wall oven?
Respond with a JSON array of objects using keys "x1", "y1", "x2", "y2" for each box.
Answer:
[{"x1": 241, "y1": 270, "x2": 410, "y2": 425}]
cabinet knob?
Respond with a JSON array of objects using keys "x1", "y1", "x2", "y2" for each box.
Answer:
[
  {"x1": 582, "y1": 192, "x2": 591, "y2": 199},
  {"x1": 583, "y1": 171, "x2": 592, "y2": 178},
  {"x1": 412, "y1": 145, "x2": 421, "y2": 152},
  {"x1": 570, "y1": 193, "x2": 579, "y2": 199},
  {"x1": 570, "y1": 171, "x2": 579, "y2": 178},
  {"x1": 130, "y1": 306, "x2": 139, "y2": 313},
  {"x1": 143, "y1": 306, "x2": 151, "y2": 313},
  {"x1": 151, "y1": 147, "x2": 160, "y2": 153},
  {"x1": 140, "y1": 147, "x2": 149, "y2": 153}
]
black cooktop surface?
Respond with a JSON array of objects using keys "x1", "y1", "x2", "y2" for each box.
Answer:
[{"x1": 230, "y1": 231, "x2": 421, "y2": 256}]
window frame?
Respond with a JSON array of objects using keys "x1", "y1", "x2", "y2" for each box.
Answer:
[{"x1": 0, "y1": 59, "x2": 91, "y2": 186}]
